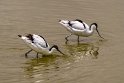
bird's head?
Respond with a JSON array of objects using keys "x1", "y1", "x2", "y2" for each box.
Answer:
[
  {"x1": 90, "y1": 23, "x2": 104, "y2": 39},
  {"x1": 49, "y1": 45, "x2": 65, "y2": 55}
]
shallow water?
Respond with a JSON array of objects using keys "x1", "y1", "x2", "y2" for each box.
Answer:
[{"x1": 0, "y1": 0, "x2": 124, "y2": 83}]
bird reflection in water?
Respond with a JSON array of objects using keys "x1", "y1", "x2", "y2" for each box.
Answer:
[
  {"x1": 65, "y1": 43, "x2": 99, "y2": 59},
  {"x1": 23, "y1": 43, "x2": 100, "y2": 80},
  {"x1": 23, "y1": 54, "x2": 70, "y2": 79},
  {"x1": 23, "y1": 55, "x2": 58, "y2": 77},
  {"x1": 85, "y1": 45, "x2": 99, "y2": 59}
]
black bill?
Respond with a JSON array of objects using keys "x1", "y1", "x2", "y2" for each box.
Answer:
[
  {"x1": 96, "y1": 28, "x2": 104, "y2": 39},
  {"x1": 57, "y1": 49, "x2": 65, "y2": 55}
]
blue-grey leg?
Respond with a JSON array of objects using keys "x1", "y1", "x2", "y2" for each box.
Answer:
[
  {"x1": 77, "y1": 36, "x2": 80, "y2": 43},
  {"x1": 65, "y1": 34, "x2": 72, "y2": 41},
  {"x1": 25, "y1": 49, "x2": 33, "y2": 58},
  {"x1": 36, "y1": 52, "x2": 39, "y2": 58}
]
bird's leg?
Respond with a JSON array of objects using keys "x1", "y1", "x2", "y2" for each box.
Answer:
[
  {"x1": 65, "y1": 34, "x2": 72, "y2": 44},
  {"x1": 36, "y1": 52, "x2": 39, "y2": 58},
  {"x1": 77, "y1": 36, "x2": 80, "y2": 43},
  {"x1": 65, "y1": 34, "x2": 72, "y2": 41},
  {"x1": 25, "y1": 49, "x2": 33, "y2": 58}
]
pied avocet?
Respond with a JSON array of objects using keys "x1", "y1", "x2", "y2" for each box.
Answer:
[
  {"x1": 18, "y1": 34, "x2": 65, "y2": 58},
  {"x1": 59, "y1": 19, "x2": 104, "y2": 42}
]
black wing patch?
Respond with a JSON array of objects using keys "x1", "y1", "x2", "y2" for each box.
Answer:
[
  {"x1": 82, "y1": 22, "x2": 86, "y2": 29},
  {"x1": 75, "y1": 19, "x2": 86, "y2": 29},
  {"x1": 75, "y1": 19, "x2": 83, "y2": 23},
  {"x1": 38, "y1": 35, "x2": 48, "y2": 47},
  {"x1": 68, "y1": 21, "x2": 72, "y2": 27}
]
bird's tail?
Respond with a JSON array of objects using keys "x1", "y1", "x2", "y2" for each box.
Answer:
[{"x1": 18, "y1": 35, "x2": 22, "y2": 37}]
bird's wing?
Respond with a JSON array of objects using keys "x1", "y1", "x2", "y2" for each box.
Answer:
[
  {"x1": 71, "y1": 27, "x2": 86, "y2": 32},
  {"x1": 69, "y1": 21, "x2": 86, "y2": 30},
  {"x1": 33, "y1": 34, "x2": 49, "y2": 48}
]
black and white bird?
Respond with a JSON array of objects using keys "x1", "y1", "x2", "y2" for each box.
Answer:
[
  {"x1": 18, "y1": 34, "x2": 65, "y2": 58},
  {"x1": 59, "y1": 19, "x2": 104, "y2": 42}
]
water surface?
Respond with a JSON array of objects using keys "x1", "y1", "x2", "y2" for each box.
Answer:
[{"x1": 0, "y1": 0, "x2": 124, "y2": 83}]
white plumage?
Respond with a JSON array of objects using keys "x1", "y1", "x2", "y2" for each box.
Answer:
[
  {"x1": 18, "y1": 34, "x2": 64, "y2": 58},
  {"x1": 59, "y1": 19, "x2": 104, "y2": 42}
]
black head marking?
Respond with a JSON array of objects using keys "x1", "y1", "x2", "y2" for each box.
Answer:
[
  {"x1": 90, "y1": 23, "x2": 98, "y2": 27},
  {"x1": 49, "y1": 45, "x2": 65, "y2": 55},
  {"x1": 75, "y1": 19, "x2": 83, "y2": 23},
  {"x1": 26, "y1": 34, "x2": 34, "y2": 43},
  {"x1": 49, "y1": 45, "x2": 58, "y2": 51},
  {"x1": 90, "y1": 23, "x2": 98, "y2": 30},
  {"x1": 90, "y1": 23, "x2": 104, "y2": 39}
]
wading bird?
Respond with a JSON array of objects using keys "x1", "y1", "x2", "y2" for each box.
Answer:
[
  {"x1": 59, "y1": 19, "x2": 104, "y2": 43},
  {"x1": 18, "y1": 34, "x2": 65, "y2": 58}
]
